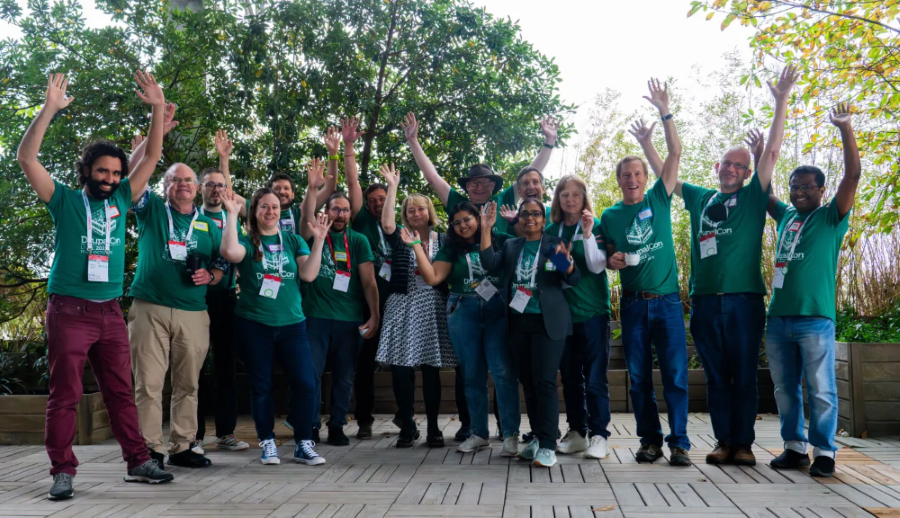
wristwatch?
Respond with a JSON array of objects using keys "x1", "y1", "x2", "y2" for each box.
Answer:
[{"x1": 208, "y1": 271, "x2": 215, "y2": 284}]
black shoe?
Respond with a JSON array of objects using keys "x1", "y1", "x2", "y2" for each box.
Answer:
[
  {"x1": 454, "y1": 426, "x2": 472, "y2": 442},
  {"x1": 356, "y1": 423, "x2": 373, "y2": 440},
  {"x1": 521, "y1": 431, "x2": 534, "y2": 443},
  {"x1": 427, "y1": 432, "x2": 445, "y2": 448},
  {"x1": 635, "y1": 443, "x2": 664, "y2": 463},
  {"x1": 148, "y1": 450, "x2": 165, "y2": 471},
  {"x1": 312, "y1": 428, "x2": 321, "y2": 444},
  {"x1": 397, "y1": 430, "x2": 420, "y2": 448},
  {"x1": 327, "y1": 427, "x2": 350, "y2": 446},
  {"x1": 669, "y1": 447, "x2": 692, "y2": 466},
  {"x1": 125, "y1": 459, "x2": 175, "y2": 484},
  {"x1": 47, "y1": 473, "x2": 74, "y2": 501},
  {"x1": 809, "y1": 456, "x2": 835, "y2": 477},
  {"x1": 167, "y1": 449, "x2": 212, "y2": 468},
  {"x1": 769, "y1": 449, "x2": 811, "y2": 470}
]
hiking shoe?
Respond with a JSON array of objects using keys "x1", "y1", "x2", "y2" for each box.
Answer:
[
  {"x1": 455, "y1": 426, "x2": 472, "y2": 442},
  {"x1": 124, "y1": 459, "x2": 175, "y2": 484},
  {"x1": 426, "y1": 432, "x2": 445, "y2": 448},
  {"x1": 47, "y1": 473, "x2": 74, "y2": 501},
  {"x1": 501, "y1": 434, "x2": 520, "y2": 457},
  {"x1": 457, "y1": 435, "x2": 490, "y2": 453},
  {"x1": 669, "y1": 447, "x2": 692, "y2": 466},
  {"x1": 216, "y1": 434, "x2": 250, "y2": 451},
  {"x1": 148, "y1": 450, "x2": 165, "y2": 471},
  {"x1": 732, "y1": 445, "x2": 756, "y2": 466},
  {"x1": 518, "y1": 437, "x2": 540, "y2": 461},
  {"x1": 769, "y1": 449, "x2": 810, "y2": 470},
  {"x1": 533, "y1": 448, "x2": 558, "y2": 467},
  {"x1": 706, "y1": 443, "x2": 731, "y2": 465},
  {"x1": 557, "y1": 429, "x2": 589, "y2": 454},
  {"x1": 260, "y1": 438, "x2": 280, "y2": 465},
  {"x1": 167, "y1": 449, "x2": 212, "y2": 468},
  {"x1": 294, "y1": 440, "x2": 326, "y2": 466},
  {"x1": 190, "y1": 441, "x2": 205, "y2": 455},
  {"x1": 356, "y1": 423, "x2": 373, "y2": 440},
  {"x1": 635, "y1": 443, "x2": 664, "y2": 463},
  {"x1": 585, "y1": 436, "x2": 609, "y2": 459},
  {"x1": 397, "y1": 430, "x2": 420, "y2": 448},
  {"x1": 809, "y1": 456, "x2": 835, "y2": 477},
  {"x1": 327, "y1": 427, "x2": 350, "y2": 446}
]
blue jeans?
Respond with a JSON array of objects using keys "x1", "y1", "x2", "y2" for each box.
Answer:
[
  {"x1": 620, "y1": 292, "x2": 690, "y2": 450},
  {"x1": 691, "y1": 293, "x2": 765, "y2": 446},
  {"x1": 307, "y1": 317, "x2": 362, "y2": 429},
  {"x1": 560, "y1": 314, "x2": 612, "y2": 438},
  {"x1": 765, "y1": 316, "x2": 838, "y2": 459},
  {"x1": 234, "y1": 315, "x2": 315, "y2": 442},
  {"x1": 447, "y1": 293, "x2": 520, "y2": 440}
]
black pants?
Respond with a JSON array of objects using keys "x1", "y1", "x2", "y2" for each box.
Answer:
[
  {"x1": 197, "y1": 289, "x2": 239, "y2": 440},
  {"x1": 509, "y1": 314, "x2": 565, "y2": 450},
  {"x1": 392, "y1": 365, "x2": 441, "y2": 434},
  {"x1": 353, "y1": 292, "x2": 387, "y2": 426}
]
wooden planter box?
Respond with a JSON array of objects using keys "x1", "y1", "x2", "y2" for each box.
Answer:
[
  {"x1": 837, "y1": 341, "x2": 900, "y2": 438},
  {"x1": 0, "y1": 392, "x2": 113, "y2": 445}
]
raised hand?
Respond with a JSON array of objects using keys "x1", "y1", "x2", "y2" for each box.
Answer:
[
  {"x1": 829, "y1": 103, "x2": 853, "y2": 131},
  {"x1": 215, "y1": 129, "x2": 233, "y2": 157},
  {"x1": 642, "y1": 78, "x2": 670, "y2": 113},
  {"x1": 480, "y1": 201, "x2": 497, "y2": 229},
  {"x1": 743, "y1": 129, "x2": 764, "y2": 160},
  {"x1": 628, "y1": 119, "x2": 657, "y2": 145},
  {"x1": 400, "y1": 112, "x2": 419, "y2": 143},
  {"x1": 767, "y1": 64, "x2": 799, "y2": 101},
  {"x1": 163, "y1": 102, "x2": 179, "y2": 135},
  {"x1": 378, "y1": 163, "x2": 399, "y2": 187},
  {"x1": 499, "y1": 204, "x2": 518, "y2": 223},
  {"x1": 581, "y1": 209, "x2": 594, "y2": 236},
  {"x1": 134, "y1": 70, "x2": 165, "y2": 107},
  {"x1": 306, "y1": 157, "x2": 332, "y2": 190},
  {"x1": 324, "y1": 126, "x2": 341, "y2": 155},
  {"x1": 45, "y1": 73, "x2": 74, "y2": 113},
  {"x1": 540, "y1": 116, "x2": 559, "y2": 145},
  {"x1": 221, "y1": 190, "x2": 240, "y2": 215},
  {"x1": 131, "y1": 134, "x2": 144, "y2": 152},
  {"x1": 341, "y1": 116, "x2": 365, "y2": 143},
  {"x1": 400, "y1": 227, "x2": 421, "y2": 246},
  {"x1": 307, "y1": 212, "x2": 332, "y2": 240}
]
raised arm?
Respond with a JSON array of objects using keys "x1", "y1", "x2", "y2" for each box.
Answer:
[
  {"x1": 478, "y1": 202, "x2": 504, "y2": 271},
  {"x1": 529, "y1": 116, "x2": 559, "y2": 172},
  {"x1": 219, "y1": 191, "x2": 246, "y2": 263},
  {"x1": 580, "y1": 210, "x2": 606, "y2": 274},
  {"x1": 401, "y1": 112, "x2": 451, "y2": 206},
  {"x1": 757, "y1": 65, "x2": 799, "y2": 192},
  {"x1": 128, "y1": 71, "x2": 168, "y2": 203},
  {"x1": 767, "y1": 193, "x2": 782, "y2": 220},
  {"x1": 215, "y1": 129, "x2": 247, "y2": 217},
  {"x1": 17, "y1": 74, "x2": 75, "y2": 203},
  {"x1": 298, "y1": 213, "x2": 331, "y2": 282},
  {"x1": 403, "y1": 228, "x2": 453, "y2": 285},
  {"x1": 130, "y1": 102, "x2": 177, "y2": 167},
  {"x1": 340, "y1": 116, "x2": 366, "y2": 218},
  {"x1": 628, "y1": 118, "x2": 683, "y2": 197},
  {"x1": 643, "y1": 78, "x2": 682, "y2": 196},
  {"x1": 830, "y1": 104, "x2": 860, "y2": 219},
  {"x1": 299, "y1": 158, "x2": 331, "y2": 241},
  {"x1": 319, "y1": 126, "x2": 341, "y2": 212},
  {"x1": 377, "y1": 163, "x2": 400, "y2": 234}
]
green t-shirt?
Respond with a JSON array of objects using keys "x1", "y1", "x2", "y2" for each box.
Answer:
[
  {"x1": 511, "y1": 239, "x2": 542, "y2": 314},
  {"x1": 235, "y1": 232, "x2": 310, "y2": 326},
  {"x1": 44, "y1": 179, "x2": 133, "y2": 301},
  {"x1": 278, "y1": 205, "x2": 303, "y2": 235},
  {"x1": 682, "y1": 173, "x2": 769, "y2": 296},
  {"x1": 301, "y1": 228, "x2": 375, "y2": 322},
  {"x1": 434, "y1": 242, "x2": 502, "y2": 295},
  {"x1": 199, "y1": 206, "x2": 243, "y2": 291},
  {"x1": 768, "y1": 198, "x2": 850, "y2": 321},
  {"x1": 351, "y1": 208, "x2": 396, "y2": 297},
  {"x1": 598, "y1": 179, "x2": 680, "y2": 295},
  {"x1": 546, "y1": 217, "x2": 611, "y2": 322},
  {"x1": 130, "y1": 192, "x2": 227, "y2": 311}
]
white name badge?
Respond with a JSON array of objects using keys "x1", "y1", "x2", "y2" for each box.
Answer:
[
  {"x1": 168, "y1": 241, "x2": 187, "y2": 261},
  {"x1": 260, "y1": 274, "x2": 281, "y2": 299},
  {"x1": 639, "y1": 208, "x2": 653, "y2": 221},
  {"x1": 475, "y1": 278, "x2": 497, "y2": 301},
  {"x1": 280, "y1": 219, "x2": 294, "y2": 231},
  {"x1": 107, "y1": 206, "x2": 120, "y2": 218},
  {"x1": 773, "y1": 262, "x2": 787, "y2": 289},
  {"x1": 544, "y1": 259, "x2": 556, "y2": 271},
  {"x1": 334, "y1": 251, "x2": 348, "y2": 262},
  {"x1": 267, "y1": 244, "x2": 283, "y2": 253},
  {"x1": 699, "y1": 232, "x2": 718, "y2": 258},
  {"x1": 211, "y1": 218, "x2": 223, "y2": 229},
  {"x1": 509, "y1": 286, "x2": 532, "y2": 313},
  {"x1": 333, "y1": 271, "x2": 351, "y2": 292},
  {"x1": 87, "y1": 254, "x2": 109, "y2": 282},
  {"x1": 378, "y1": 260, "x2": 392, "y2": 281}
]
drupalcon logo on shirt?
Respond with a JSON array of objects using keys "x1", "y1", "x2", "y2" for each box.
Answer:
[
  {"x1": 776, "y1": 226, "x2": 805, "y2": 262},
  {"x1": 256, "y1": 251, "x2": 294, "y2": 280},
  {"x1": 318, "y1": 245, "x2": 337, "y2": 281},
  {"x1": 80, "y1": 206, "x2": 121, "y2": 252},
  {"x1": 626, "y1": 209, "x2": 654, "y2": 245},
  {"x1": 464, "y1": 254, "x2": 487, "y2": 285}
]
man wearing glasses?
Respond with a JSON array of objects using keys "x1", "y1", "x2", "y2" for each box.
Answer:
[{"x1": 629, "y1": 66, "x2": 799, "y2": 466}]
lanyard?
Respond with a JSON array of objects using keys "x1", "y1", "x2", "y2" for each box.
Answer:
[
  {"x1": 779, "y1": 206, "x2": 824, "y2": 263},
  {"x1": 558, "y1": 220, "x2": 581, "y2": 243},
  {"x1": 464, "y1": 249, "x2": 484, "y2": 282},
  {"x1": 166, "y1": 203, "x2": 199, "y2": 248},
  {"x1": 517, "y1": 237, "x2": 542, "y2": 289},
  {"x1": 82, "y1": 192, "x2": 111, "y2": 253},
  {"x1": 260, "y1": 231, "x2": 284, "y2": 277},
  {"x1": 376, "y1": 224, "x2": 389, "y2": 256},
  {"x1": 412, "y1": 231, "x2": 436, "y2": 270},
  {"x1": 326, "y1": 231, "x2": 351, "y2": 271},
  {"x1": 700, "y1": 193, "x2": 736, "y2": 230},
  {"x1": 284, "y1": 207, "x2": 295, "y2": 231},
  {"x1": 199, "y1": 206, "x2": 225, "y2": 227}
]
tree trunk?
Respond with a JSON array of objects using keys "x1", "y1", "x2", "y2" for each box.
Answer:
[{"x1": 360, "y1": 1, "x2": 400, "y2": 183}]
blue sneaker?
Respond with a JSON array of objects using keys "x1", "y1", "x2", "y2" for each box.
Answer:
[
  {"x1": 518, "y1": 437, "x2": 539, "y2": 461},
  {"x1": 534, "y1": 448, "x2": 557, "y2": 467},
  {"x1": 260, "y1": 439, "x2": 280, "y2": 465},
  {"x1": 294, "y1": 440, "x2": 326, "y2": 466}
]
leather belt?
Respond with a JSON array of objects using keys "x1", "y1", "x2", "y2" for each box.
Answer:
[{"x1": 622, "y1": 290, "x2": 661, "y2": 300}]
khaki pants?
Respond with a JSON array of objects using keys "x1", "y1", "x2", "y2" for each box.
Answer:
[{"x1": 129, "y1": 298, "x2": 210, "y2": 455}]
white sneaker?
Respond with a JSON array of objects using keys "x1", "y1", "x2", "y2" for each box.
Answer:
[
  {"x1": 457, "y1": 435, "x2": 490, "y2": 453},
  {"x1": 501, "y1": 435, "x2": 519, "y2": 457},
  {"x1": 190, "y1": 441, "x2": 205, "y2": 455},
  {"x1": 584, "y1": 436, "x2": 609, "y2": 459},
  {"x1": 259, "y1": 439, "x2": 280, "y2": 465},
  {"x1": 556, "y1": 430, "x2": 589, "y2": 454},
  {"x1": 216, "y1": 434, "x2": 250, "y2": 451}
]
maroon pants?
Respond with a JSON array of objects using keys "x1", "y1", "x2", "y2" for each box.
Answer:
[{"x1": 45, "y1": 295, "x2": 149, "y2": 476}]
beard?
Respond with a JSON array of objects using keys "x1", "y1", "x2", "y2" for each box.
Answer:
[{"x1": 86, "y1": 178, "x2": 119, "y2": 200}]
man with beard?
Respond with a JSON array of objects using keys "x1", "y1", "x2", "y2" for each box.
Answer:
[
  {"x1": 629, "y1": 66, "x2": 798, "y2": 466},
  {"x1": 17, "y1": 72, "x2": 174, "y2": 501}
]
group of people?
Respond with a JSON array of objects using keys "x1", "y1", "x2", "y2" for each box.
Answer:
[{"x1": 17, "y1": 64, "x2": 860, "y2": 502}]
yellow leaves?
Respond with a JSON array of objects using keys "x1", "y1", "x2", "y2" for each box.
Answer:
[
  {"x1": 301, "y1": 80, "x2": 307, "y2": 88},
  {"x1": 115, "y1": 8, "x2": 122, "y2": 13},
  {"x1": 256, "y1": 70, "x2": 263, "y2": 77},
  {"x1": 1, "y1": 78, "x2": 7, "y2": 84},
  {"x1": 706, "y1": 12, "x2": 715, "y2": 20}
]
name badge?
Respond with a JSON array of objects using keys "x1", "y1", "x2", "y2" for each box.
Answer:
[
  {"x1": 280, "y1": 219, "x2": 294, "y2": 231},
  {"x1": 727, "y1": 197, "x2": 737, "y2": 208},
  {"x1": 378, "y1": 260, "x2": 392, "y2": 281},
  {"x1": 267, "y1": 244, "x2": 283, "y2": 253},
  {"x1": 773, "y1": 262, "x2": 788, "y2": 289},
  {"x1": 475, "y1": 278, "x2": 497, "y2": 301},
  {"x1": 211, "y1": 218, "x2": 223, "y2": 229},
  {"x1": 334, "y1": 251, "x2": 348, "y2": 262},
  {"x1": 107, "y1": 206, "x2": 120, "y2": 218},
  {"x1": 699, "y1": 232, "x2": 717, "y2": 258},
  {"x1": 333, "y1": 270, "x2": 351, "y2": 292},
  {"x1": 789, "y1": 221, "x2": 802, "y2": 232},
  {"x1": 87, "y1": 254, "x2": 109, "y2": 282},
  {"x1": 260, "y1": 274, "x2": 281, "y2": 299},
  {"x1": 168, "y1": 241, "x2": 187, "y2": 261},
  {"x1": 509, "y1": 286, "x2": 532, "y2": 313},
  {"x1": 638, "y1": 208, "x2": 653, "y2": 221},
  {"x1": 193, "y1": 221, "x2": 209, "y2": 232}
]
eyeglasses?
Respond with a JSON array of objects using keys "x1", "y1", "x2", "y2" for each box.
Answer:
[
  {"x1": 467, "y1": 179, "x2": 493, "y2": 188},
  {"x1": 789, "y1": 184, "x2": 818, "y2": 193},
  {"x1": 720, "y1": 161, "x2": 750, "y2": 173},
  {"x1": 518, "y1": 210, "x2": 543, "y2": 220},
  {"x1": 329, "y1": 207, "x2": 351, "y2": 215},
  {"x1": 204, "y1": 182, "x2": 227, "y2": 190},
  {"x1": 451, "y1": 216, "x2": 475, "y2": 227},
  {"x1": 168, "y1": 177, "x2": 197, "y2": 185}
]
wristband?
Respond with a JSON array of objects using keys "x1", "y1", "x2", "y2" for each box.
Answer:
[
  {"x1": 208, "y1": 271, "x2": 215, "y2": 284},
  {"x1": 661, "y1": 113, "x2": 674, "y2": 122},
  {"x1": 329, "y1": 154, "x2": 340, "y2": 161},
  {"x1": 344, "y1": 153, "x2": 356, "y2": 158},
  {"x1": 407, "y1": 240, "x2": 422, "y2": 247},
  {"x1": 543, "y1": 143, "x2": 554, "y2": 149}
]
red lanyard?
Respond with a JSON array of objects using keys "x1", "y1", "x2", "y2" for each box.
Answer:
[{"x1": 326, "y1": 231, "x2": 351, "y2": 272}]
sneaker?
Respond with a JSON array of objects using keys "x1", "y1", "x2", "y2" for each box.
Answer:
[
  {"x1": 455, "y1": 426, "x2": 472, "y2": 442},
  {"x1": 190, "y1": 441, "x2": 205, "y2": 455},
  {"x1": 294, "y1": 440, "x2": 326, "y2": 466},
  {"x1": 283, "y1": 419, "x2": 294, "y2": 431},
  {"x1": 426, "y1": 432, "x2": 445, "y2": 448},
  {"x1": 669, "y1": 447, "x2": 692, "y2": 466},
  {"x1": 809, "y1": 456, "x2": 835, "y2": 477},
  {"x1": 635, "y1": 443, "x2": 664, "y2": 463},
  {"x1": 148, "y1": 450, "x2": 165, "y2": 471},
  {"x1": 327, "y1": 427, "x2": 350, "y2": 446},
  {"x1": 397, "y1": 430, "x2": 420, "y2": 448},
  {"x1": 47, "y1": 473, "x2": 74, "y2": 501},
  {"x1": 585, "y1": 436, "x2": 609, "y2": 459},
  {"x1": 216, "y1": 434, "x2": 250, "y2": 451},
  {"x1": 706, "y1": 443, "x2": 731, "y2": 465},
  {"x1": 167, "y1": 449, "x2": 212, "y2": 468},
  {"x1": 501, "y1": 434, "x2": 520, "y2": 457},
  {"x1": 732, "y1": 445, "x2": 756, "y2": 466},
  {"x1": 259, "y1": 439, "x2": 280, "y2": 465},
  {"x1": 769, "y1": 449, "x2": 811, "y2": 470},
  {"x1": 356, "y1": 423, "x2": 373, "y2": 440},
  {"x1": 521, "y1": 431, "x2": 534, "y2": 443},
  {"x1": 557, "y1": 429, "x2": 589, "y2": 454},
  {"x1": 534, "y1": 448, "x2": 558, "y2": 467},
  {"x1": 457, "y1": 435, "x2": 490, "y2": 453},
  {"x1": 124, "y1": 459, "x2": 175, "y2": 484},
  {"x1": 518, "y1": 437, "x2": 540, "y2": 461}
]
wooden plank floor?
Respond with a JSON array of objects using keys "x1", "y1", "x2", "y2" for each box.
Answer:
[{"x1": 1, "y1": 413, "x2": 898, "y2": 517}]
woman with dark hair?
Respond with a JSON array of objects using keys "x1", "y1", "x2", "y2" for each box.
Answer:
[
  {"x1": 412, "y1": 200, "x2": 522, "y2": 457},
  {"x1": 479, "y1": 198, "x2": 580, "y2": 468}
]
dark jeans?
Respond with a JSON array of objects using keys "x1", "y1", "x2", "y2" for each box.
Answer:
[
  {"x1": 620, "y1": 293, "x2": 690, "y2": 450},
  {"x1": 197, "y1": 289, "x2": 239, "y2": 440},
  {"x1": 235, "y1": 315, "x2": 315, "y2": 442},
  {"x1": 45, "y1": 295, "x2": 150, "y2": 476},
  {"x1": 691, "y1": 293, "x2": 765, "y2": 446},
  {"x1": 509, "y1": 314, "x2": 566, "y2": 450},
  {"x1": 560, "y1": 314, "x2": 612, "y2": 438},
  {"x1": 455, "y1": 366, "x2": 470, "y2": 428},
  {"x1": 308, "y1": 317, "x2": 362, "y2": 429},
  {"x1": 392, "y1": 365, "x2": 442, "y2": 434},
  {"x1": 354, "y1": 293, "x2": 386, "y2": 426}
]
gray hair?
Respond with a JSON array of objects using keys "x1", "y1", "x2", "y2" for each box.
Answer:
[{"x1": 162, "y1": 163, "x2": 197, "y2": 199}]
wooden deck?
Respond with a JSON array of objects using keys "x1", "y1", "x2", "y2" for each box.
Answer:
[{"x1": 1, "y1": 413, "x2": 900, "y2": 517}]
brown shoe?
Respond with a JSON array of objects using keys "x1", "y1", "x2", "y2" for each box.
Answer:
[
  {"x1": 705, "y1": 443, "x2": 731, "y2": 465},
  {"x1": 732, "y1": 445, "x2": 756, "y2": 466}
]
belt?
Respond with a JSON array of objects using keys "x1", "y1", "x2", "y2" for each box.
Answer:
[{"x1": 622, "y1": 290, "x2": 661, "y2": 300}]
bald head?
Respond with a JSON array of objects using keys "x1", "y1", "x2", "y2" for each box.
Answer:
[
  {"x1": 716, "y1": 146, "x2": 753, "y2": 192},
  {"x1": 163, "y1": 162, "x2": 199, "y2": 203}
]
